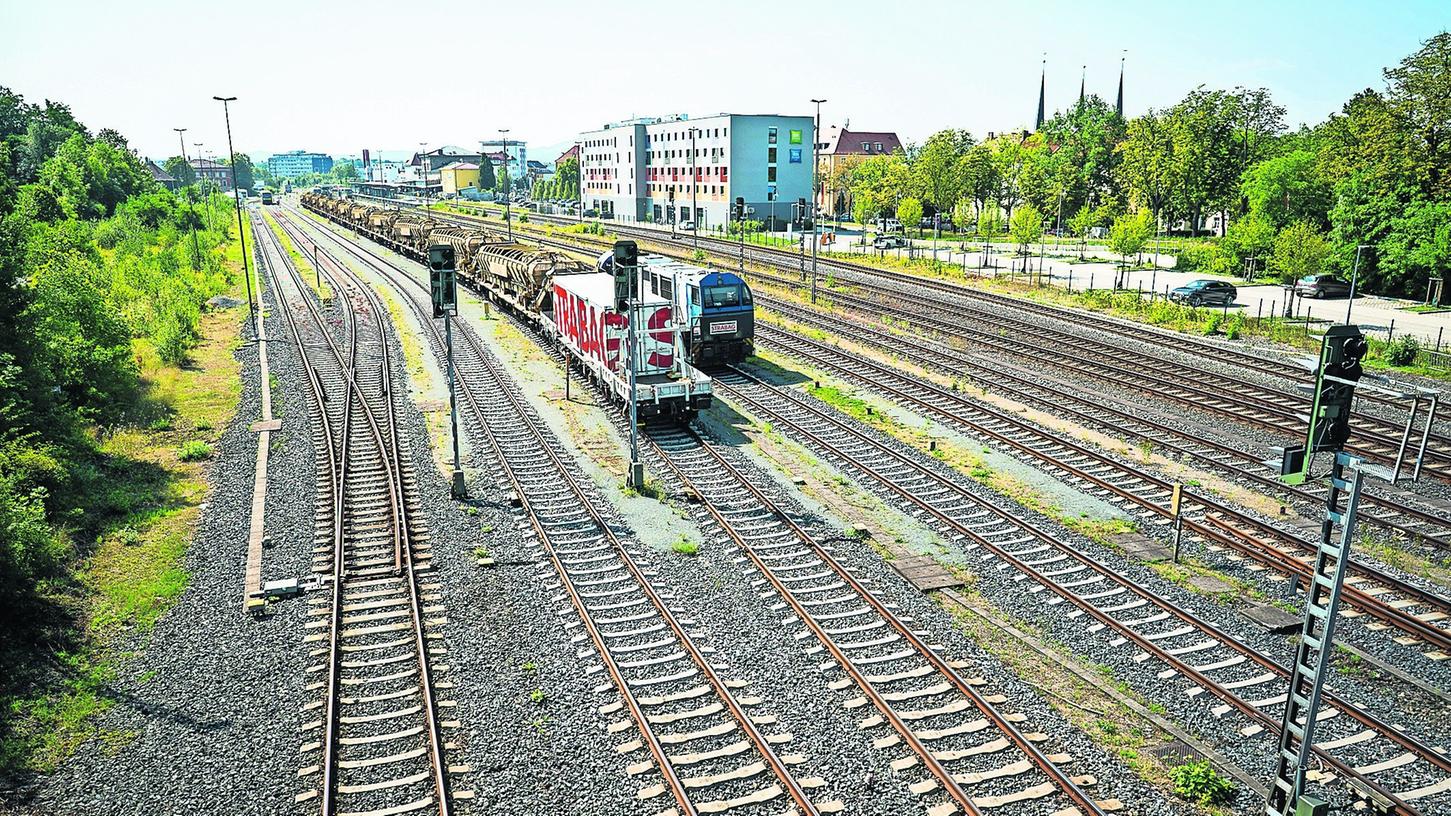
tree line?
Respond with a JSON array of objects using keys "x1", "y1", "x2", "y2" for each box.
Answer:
[
  {"x1": 0, "y1": 86, "x2": 240, "y2": 714},
  {"x1": 831, "y1": 33, "x2": 1450, "y2": 298}
]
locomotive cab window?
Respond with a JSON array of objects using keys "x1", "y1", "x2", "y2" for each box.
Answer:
[
  {"x1": 689, "y1": 285, "x2": 700, "y2": 306},
  {"x1": 703, "y1": 283, "x2": 750, "y2": 308}
]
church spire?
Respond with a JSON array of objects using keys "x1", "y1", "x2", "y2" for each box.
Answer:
[
  {"x1": 1116, "y1": 51, "x2": 1125, "y2": 117},
  {"x1": 1078, "y1": 65, "x2": 1086, "y2": 109},
  {"x1": 1035, "y1": 56, "x2": 1046, "y2": 131}
]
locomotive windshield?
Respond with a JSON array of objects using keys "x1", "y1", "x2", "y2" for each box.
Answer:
[{"x1": 703, "y1": 283, "x2": 752, "y2": 309}]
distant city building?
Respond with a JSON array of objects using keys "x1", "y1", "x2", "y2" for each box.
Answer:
[
  {"x1": 267, "y1": 150, "x2": 334, "y2": 179},
  {"x1": 479, "y1": 139, "x2": 527, "y2": 180},
  {"x1": 438, "y1": 162, "x2": 481, "y2": 195},
  {"x1": 817, "y1": 125, "x2": 902, "y2": 216},
  {"x1": 578, "y1": 112, "x2": 814, "y2": 229},
  {"x1": 146, "y1": 159, "x2": 178, "y2": 191},
  {"x1": 192, "y1": 157, "x2": 233, "y2": 192}
]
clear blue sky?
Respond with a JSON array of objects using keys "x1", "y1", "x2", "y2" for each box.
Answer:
[{"x1": 2, "y1": 0, "x2": 1446, "y2": 163}]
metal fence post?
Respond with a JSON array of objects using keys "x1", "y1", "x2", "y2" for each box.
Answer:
[{"x1": 1387, "y1": 319, "x2": 1395, "y2": 343}]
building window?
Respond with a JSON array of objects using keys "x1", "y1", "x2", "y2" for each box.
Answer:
[
  {"x1": 767, "y1": 147, "x2": 777, "y2": 164},
  {"x1": 861, "y1": 142, "x2": 870, "y2": 152},
  {"x1": 768, "y1": 127, "x2": 778, "y2": 144},
  {"x1": 767, "y1": 166, "x2": 776, "y2": 182},
  {"x1": 875, "y1": 143, "x2": 883, "y2": 151}
]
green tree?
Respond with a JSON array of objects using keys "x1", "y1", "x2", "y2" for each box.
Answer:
[
  {"x1": 1241, "y1": 150, "x2": 1331, "y2": 229},
  {"x1": 1384, "y1": 32, "x2": 1451, "y2": 195},
  {"x1": 478, "y1": 158, "x2": 497, "y2": 192},
  {"x1": 1271, "y1": 221, "x2": 1330, "y2": 284},
  {"x1": 333, "y1": 162, "x2": 358, "y2": 181},
  {"x1": 1009, "y1": 204, "x2": 1043, "y2": 255},
  {"x1": 958, "y1": 144, "x2": 1000, "y2": 217},
  {"x1": 911, "y1": 129, "x2": 972, "y2": 218},
  {"x1": 1069, "y1": 203, "x2": 1095, "y2": 259},
  {"x1": 226, "y1": 153, "x2": 256, "y2": 190},
  {"x1": 1380, "y1": 200, "x2": 1451, "y2": 302},
  {"x1": 1224, "y1": 212, "x2": 1277, "y2": 275},
  {"x1": 1039, "y1": 95, "x2": 1127, "y2": 215},
  {"x1": 977, "y1": 203, "x2": 1004, "y2": 244},
  {"x1": 1118, "y1": 109, "x2": 1176, "y2": 234},
  {"x1": 163, "y1": 155, "x2": 196, "y2": 187},
  {"x1": 852, "y1": 192, "x2": 878, "y2": 229},
  {"x1": 554, "y1": 156, "x2": 578, "y2": 199},
  {"x1": 896, "y1": 197, "x2": 923, "y2": 236},
  {"x1": 1108, "y1": 210, "x2": 1152, "y2": 266}
]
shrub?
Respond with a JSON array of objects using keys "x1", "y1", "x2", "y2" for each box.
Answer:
[
  {"x1": 670, "y1": 538, "x2": 699, "y2": 556},
  {"x1": 1202, "y1": 313, "x2": 1223, "y2": 335},
  {"x1": 1383, "y1": 335, "x2": 1421, "y2": 366},
  {"x1": 1224, "y1": 313, "x2": 1246, "y2": 340},
  {"x1": 1169, "y1": 760, "x2": 1234, "y2": 806},
  {"x1": 178, "y1": 440, "x2": 212, "y2": 462}
]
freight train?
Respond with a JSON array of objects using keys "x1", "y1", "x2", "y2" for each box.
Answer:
[{"x1": 300, "y1": 192, "x2": 716, "y2": 418}]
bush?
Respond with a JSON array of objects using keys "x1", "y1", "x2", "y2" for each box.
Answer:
[
  {"x1": 177, "y1": 440, "x2": 212, "y2": 462},
  {"x1": 1175, "y1": 242, "x2": 1234, "y2": 276},
  {"x1": 1383, "y1": 335, "x2": 1422, "y2": 366},
  {"x1": 1224, "y1": 313, "x2": 1246, "y2": 340},
  {"x1": 1169, "y1": 760, "x2": 1234, "y2": 806},
  {"x1": 1202, "y1": 313, "x2": 1223, "y2": 335}
]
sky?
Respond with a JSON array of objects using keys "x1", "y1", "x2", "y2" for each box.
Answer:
[{"x1": 3, "y1": 0, "x2": 1447, "y2": 165}]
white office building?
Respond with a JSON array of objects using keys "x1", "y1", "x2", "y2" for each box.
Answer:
[
  {"x1": 479, "y1": 139, "x2": 527, "y2": 180},
  {"x1": 579, "y1": 113, "x2": 814, "y2": 230}
]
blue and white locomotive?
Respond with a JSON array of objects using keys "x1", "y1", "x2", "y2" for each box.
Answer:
[{"x1": 597, "y1": 252, "x2": 754, "y2": 368}]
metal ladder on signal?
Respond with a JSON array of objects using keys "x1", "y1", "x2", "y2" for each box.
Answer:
[{"x1": 1266, "y1": 451, "x2": 1365, "y2": 816}]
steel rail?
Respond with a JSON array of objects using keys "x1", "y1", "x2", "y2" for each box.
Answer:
[
  {"x1": 642, "y1": 424, "x2": 1109, "y2": 816},
  {"x1": 714, "y1": 368, "x2": 1448, "y2": 815},
  {"x1": 753, "y1": 325, "x2": 1451, "y2": 657},
  {"x1": 261, "y1": 213, "x2": 453, "y2": 816},
  {"x1": 280, "y1": 204, "x2": 824, "y2": 816},
  {"x1": 761, "y1": 295, "x2": 1451, "y2": 547}
]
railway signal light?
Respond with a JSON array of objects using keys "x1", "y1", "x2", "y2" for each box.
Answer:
[
  {"x1": 732, "y1": 197, "x2": 745, "y2": 222},
  {"x1": 428, "y1": 244, "x2": 456, "y2": 318},
  {"x1": 1276, "y1": 325, "x2": 1366, "y2": 484},
  {"x1": 612, "y1": 240, "x2": 637, "y2": 312}
]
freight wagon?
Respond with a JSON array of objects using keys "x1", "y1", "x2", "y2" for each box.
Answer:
[
  {"x1": 542, "y1": 273, "x2": 712, "y2": 418},
  {"x1": 300, "y1": 191, "x2": 712, "y2": 418}
]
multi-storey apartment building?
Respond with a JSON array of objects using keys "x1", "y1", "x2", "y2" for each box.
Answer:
[{"x1": 579, "y1": 113, "x2": 814, "y2": 230}]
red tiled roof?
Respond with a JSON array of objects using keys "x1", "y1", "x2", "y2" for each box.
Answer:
[{"x1": 821, "y1": 127, "x2": 902, "y2": 156}]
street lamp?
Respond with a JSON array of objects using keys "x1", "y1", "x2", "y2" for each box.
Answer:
[
  {"x1": 173, "y1": 127, "x2": 202, "y2": 270},
  {"x1": 810, "y1": 98, "x2": 826, "y2": 304},
  {"x1": 499, "y1": 129, "x2": 512, "y2": 240},
  {"x1": 418, "y1": 141, "x2": 428, "y2": 210},
  {"x1": 212, "y1": 97, "x2": 256, "y2": 338},
  {"x1": 1347, "y1": 244, "x2": 1370, "y2": 324},
  {"x1": 689, "y1": 127, "x2": 700, "y2": 249}
]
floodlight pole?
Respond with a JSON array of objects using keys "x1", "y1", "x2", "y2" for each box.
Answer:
[
  {"x1": 213, "y1": 97, "x2": 256, "y2": 339},
  {"x1": 174, "y1": 127, "x2": 202, "y2": 271},
  {"x1": 810, "y1": 98, "x2": 826, "y2": 304}
]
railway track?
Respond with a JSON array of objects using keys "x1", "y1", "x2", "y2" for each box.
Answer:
[
  {"x1": 436, "y1": 205, "x2": 1451, "y2": 482},
  {"x1": 639, "y1": 422, "x2": 1121, "y2": 815},
  {"x1": 252, "y1": 213, "x2": 462, "y2": 815},
  {"x1": 412, "y1": 207, "x2": 1451, "y2": 659},
  {"x1": 279, "y1": 206, "x2": 843, "y2": 816},
  {"x1": 709, "y1": 364, "x2": 1451, "y2": 814},
  {"x1": 751, "y1": 323, "x2": 1451, "y2": 660}
]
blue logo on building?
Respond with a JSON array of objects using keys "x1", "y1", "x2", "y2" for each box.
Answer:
[{"x1": 789, "y1": 148, "x2": 802, "y2": 164}]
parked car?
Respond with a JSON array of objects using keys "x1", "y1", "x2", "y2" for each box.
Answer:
[
  {"x1": 874, "y1": 235, "x2": 909, "y2": 250},
  {"x1": 1295, "y1": 274, "x2": 1352, "y2": 299},
  {"x1": 680, "y1": 220, "x2": 696, "y2": 230},
  {"x1": 1169, "y1": 279, "x2": 1238, "y2": 306}
]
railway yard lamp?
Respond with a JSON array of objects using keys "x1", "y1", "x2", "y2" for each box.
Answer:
[
  {"x1": 810, "y1": 98, "x2": 826, "y2": 304},
  {"x1": 173, "y1": 127, "x2": 202, "y2": 271},
  {"x1": 499, "y1": 129, "x2": 512, "y2": 241},
  {"x1": 429, "y1": 244, "x2": 466, "y2": 498},
  {"x1": 213, "y1": 96, "x2": 256, "y2": 339},
  {"x1": 613, "y1": 240, "x2": 645, "y2": 489},
  {"x1": 689, "y1": 127, "x2": 700, "y2": 249}
]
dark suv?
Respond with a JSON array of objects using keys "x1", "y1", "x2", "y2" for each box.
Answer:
[
  {"x1": 1169, "y1": 279, "x2": 1237, "y2": 306},
  {"x1": 1295, "y1": 274, "x2": 1352, "y2": 299}
]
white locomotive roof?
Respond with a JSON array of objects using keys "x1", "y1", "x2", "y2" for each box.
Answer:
[{"x1": 553, "y1": 271, "x2": 668, "y2": 310}]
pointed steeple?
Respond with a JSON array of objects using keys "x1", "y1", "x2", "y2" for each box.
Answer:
[
  {"x1": 1035, "y1": 56, "x2": 1046, "y2": 131},
  {"x1": 1078, "y1": 65, "x2": 1086, "y2": 109},
  {"x1": 1116, "y1": 51, "x2": 1125, "y2": 118}
]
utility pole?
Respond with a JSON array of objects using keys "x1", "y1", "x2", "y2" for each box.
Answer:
[
  {"x1": 418, "y1": 141, "x2": 428, "y2": 211},
  {"x1": 612, "y1": 241, "x2": 644, "y2": 489},
  {"x1": 173, "y1": 127, "x2": 202, "y2": 270},
  {"x1": 690, "y1": 127, "x2": 699, "y2": 250},
  {"x1": 734, "y1": 197, "x2": 747, "y2": 277},
  {"x1": 810, "y1": 99, "x2": 826, "y2": 304},
  {"x1": 212, "y1": 97, "x2": 256, "y2": 339},
  {"x1": 499, "y1": 129, "x2": 512, "y2": 240},
  {"x1": 1346, "y1": 244, "x2": 1369, "y2": 325}
]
